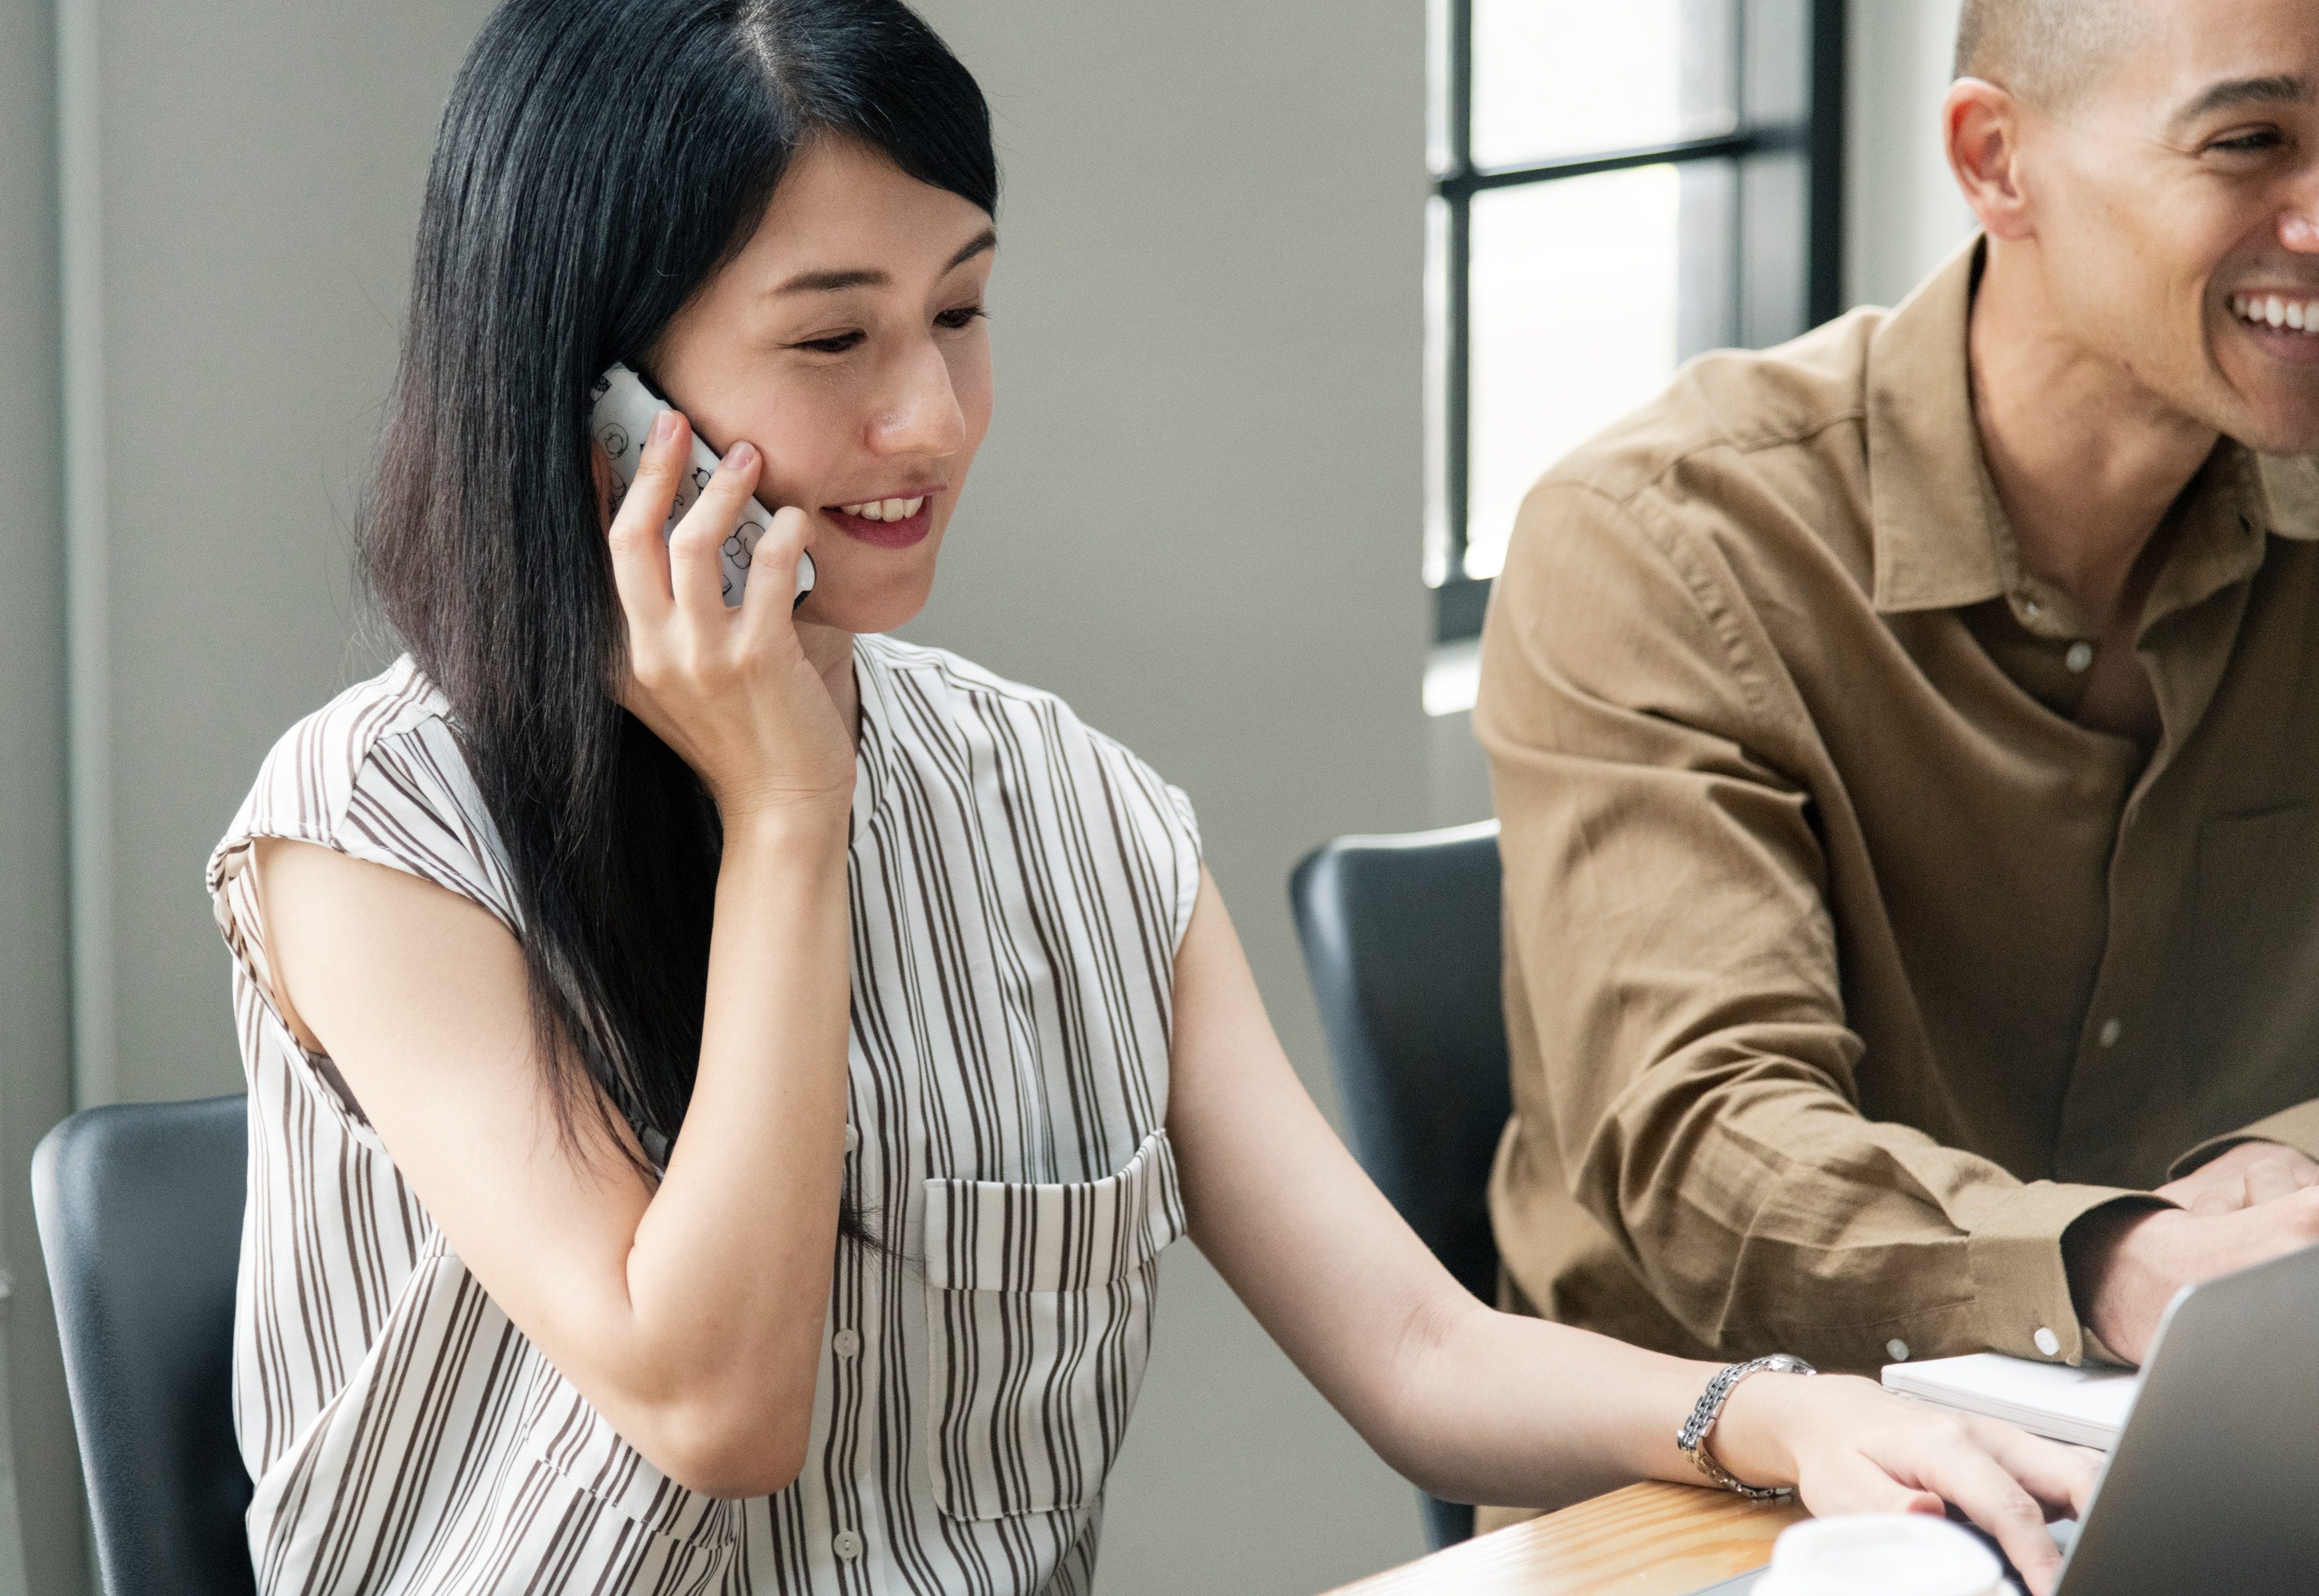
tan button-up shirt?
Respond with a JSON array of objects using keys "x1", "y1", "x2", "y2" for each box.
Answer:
[{"x1": 1475, "y1": 240, "x2": 2319, "y2": 1374}]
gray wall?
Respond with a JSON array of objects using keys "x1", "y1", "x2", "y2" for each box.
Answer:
[
  {"x1": 34, "y1": 2, "x2": 494, "y2": 1588},
  {"x1": 63, "y1": 0, "x2": 491, "y2": 1114},
  {"x1": 903, "y1": 5, "x2": 1433, "y2": 1589},
  {"x1": 2, "y1": 0, "x2": 74, "y2": 1584}
]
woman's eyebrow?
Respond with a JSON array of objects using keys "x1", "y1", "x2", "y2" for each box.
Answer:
[
  {"x1": 776, "y1": 266, "x2": 886, "y2": 294},
  {"x1": 946, "y1": 228, "x2": 998, "y2": 272},
  {"x1": 771, "y1": 228, "x2": 998, "y2": 296}
]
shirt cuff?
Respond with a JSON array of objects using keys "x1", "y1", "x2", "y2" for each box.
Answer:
[
  {"x1": 1966, "y1": 1180, "x2": 2140, "y2": 1366},
  {"x1": 2169, "y1": 1099, "x2": 2319, "y2": 1177}
]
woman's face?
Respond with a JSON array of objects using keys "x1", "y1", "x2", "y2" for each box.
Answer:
[{"x1": 649, "y1": 135, "x2": 996, "y2": 637}]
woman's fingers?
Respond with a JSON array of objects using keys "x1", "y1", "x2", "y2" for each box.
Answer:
[
  {"x1": 1848, "y1": 1420, "x2": 2087, "y2": 1596},
  {"x1": 736, "y1": 506, "x2": 813, "y2": 641},
  {"x1": 605, "y1": 410, "x2": 686, "y2": 630},
  {"x1": 667, "y1": 440, "x2": 762, "y2": 621},
  {"x1": 1772, "y1": 1382, "x2": 2098, "y2": 1596},
  {"x1": 1963, "y1": 1417, "x2": 2100, "y2": 1521}
]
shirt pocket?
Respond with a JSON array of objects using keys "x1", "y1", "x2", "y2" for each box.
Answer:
[
  {"x1": 920, "y1": 1127, "x2": 1188, "y2": 1522},
  {"x1": 2185, "y1": 802, "x2": 2319, "y2": 1118}
]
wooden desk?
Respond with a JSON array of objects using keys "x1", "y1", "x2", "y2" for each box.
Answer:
[{"x1": 1324, "y1": 1482, "x2": 1804, "y2": 1596}]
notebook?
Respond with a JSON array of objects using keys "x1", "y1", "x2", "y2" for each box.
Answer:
[{"x1": 1881, "y1": 1351, "x2": 2140, "y2": 1450}]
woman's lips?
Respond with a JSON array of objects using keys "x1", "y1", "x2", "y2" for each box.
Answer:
[{"x1": 824, "y1": 500, "x2": 935, "y2": 548}]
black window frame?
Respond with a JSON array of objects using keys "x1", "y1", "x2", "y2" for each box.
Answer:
[{"x1": 1430, "y1": 0, "x2": 1848, "y2": 644}]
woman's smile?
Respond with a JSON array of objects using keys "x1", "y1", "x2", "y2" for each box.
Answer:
[{"x1": 822, "y1": 490, "x2": 940, "y2": 548}]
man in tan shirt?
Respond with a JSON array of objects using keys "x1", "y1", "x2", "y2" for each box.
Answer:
[{"x1": 1476, "y1": 0, "x2": 2319, "y2": 1394}]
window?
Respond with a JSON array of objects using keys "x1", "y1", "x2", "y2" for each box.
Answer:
[{"x1": 1426, "y1": 0, "x2": 1847, "y2": 645}]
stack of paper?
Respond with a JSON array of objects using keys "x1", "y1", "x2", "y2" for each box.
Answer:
[{"x1": 1881, "y1": 1352, "x2": 2140, "y2": 1450}]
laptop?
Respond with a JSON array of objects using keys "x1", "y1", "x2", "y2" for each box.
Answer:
[{"x1": 1684, "y1": 1239, "x2": 2319, "y2": 1594}]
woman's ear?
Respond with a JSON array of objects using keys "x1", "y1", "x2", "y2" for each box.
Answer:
[{"x1": 1946, "y1": 78, "x2": 2036, "y2": 242}]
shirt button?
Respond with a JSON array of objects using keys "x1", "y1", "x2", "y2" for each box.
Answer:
[
  {"x1": 2064, "y1": 641, "x2": 2095, "y2": 673},
  {"x1": 2034, "y1": 1326, "x2": 2062, "y2": 1358},
  {"x1": 832, "y1": 1327, "x2": 862, "y2": 1359},
  {"x1": 2099, "y1": 1017, "x2": 2122, "y2": 1048},
  {"x1": 844, "y1": 1123, "x2": 859, "y2": 1155},
  {"x1": 2022, "y1": 596, "x2": 2042, "y2": 619},
  {"x1": 832, "y1": 1529, "x2": 862, "y2": 1561},
  {"x1": 1886, "y1": 1339, "x2": 1910, "y2": 1362}
]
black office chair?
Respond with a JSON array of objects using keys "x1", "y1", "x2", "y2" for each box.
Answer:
[
  {"x1": 1288, "y1": 820, "x2": 1511, "y2": 1551},
  {"x1": 32, "y1": 1093, "x2": 257, "y2": 1596}
]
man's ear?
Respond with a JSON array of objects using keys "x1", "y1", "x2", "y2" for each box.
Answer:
[{"x1": 1944, "y1": 77, "x2": 2036, "y2": 242}]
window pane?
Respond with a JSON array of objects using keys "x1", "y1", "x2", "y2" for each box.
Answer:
[
  {"x1": 1470, "y1": 0, "x2": 1737, "y2": 171},
  {"x1": 1463, "y1": 165, "x2": 1681, "y2": 581}
]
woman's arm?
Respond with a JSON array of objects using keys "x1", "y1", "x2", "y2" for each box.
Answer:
[
  {"x1": 257, "y1": 417, "x2": 855, "y2": 1500},
  {"x1": 1166, "y1": 870, "x2": 2096, "y2": 1595}
]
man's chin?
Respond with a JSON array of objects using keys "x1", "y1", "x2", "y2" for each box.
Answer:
[
  {"x1": 2225, "y1": 406, "x2": 2319, "y2": 457},
  {"x1": 2205, "y1": 362, "x2": 2319, "y2": 454}
]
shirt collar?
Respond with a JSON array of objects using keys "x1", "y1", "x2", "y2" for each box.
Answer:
[
  {"x1": 848, "y1": 635, "x2": 897, "y2": 844},
  {"x1": 1864, "y1": 235, "x2": 2319, "y2": 625}
]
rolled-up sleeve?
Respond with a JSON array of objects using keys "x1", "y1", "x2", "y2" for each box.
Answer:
[{"x1": 1476, "y1": 478, "x2": 2135, "y2": 1369}]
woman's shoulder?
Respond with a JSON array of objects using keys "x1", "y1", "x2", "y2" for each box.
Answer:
[
  {"x1": 206, "y1": 656, "x2": 517, "y2": 926},
  {"x1": 863, "y1": 635, "x2": 1183, "y2": 793},
  {"x1": 860, "y1": 632, "x2": 1063, "y2": 713},
  {"x1": 860, "y1": 633, "x2": 1202, "y2": 887}
]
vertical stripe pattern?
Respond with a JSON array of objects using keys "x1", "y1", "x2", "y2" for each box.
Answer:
[{"x1": 205, "y1": 635, "x2": 1202, "y2": 1595}]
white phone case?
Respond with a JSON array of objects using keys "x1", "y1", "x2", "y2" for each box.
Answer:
[{"x1": 588, "y1": 363, "x2": 815, "y2": 608}]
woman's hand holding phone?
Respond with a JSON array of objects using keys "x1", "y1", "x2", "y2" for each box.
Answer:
[{"x1": 604, "y1": 410, "x2": 854, "y2": 827}]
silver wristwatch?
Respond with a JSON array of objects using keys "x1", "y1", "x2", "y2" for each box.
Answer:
[{"x1": 1676, "y1": 1352, "x2": 1818, "y2": 1499}]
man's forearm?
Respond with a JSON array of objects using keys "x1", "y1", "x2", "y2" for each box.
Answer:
[{"x1": 2063, "y1": 1181, "x2": 2319, "y2": 1365}]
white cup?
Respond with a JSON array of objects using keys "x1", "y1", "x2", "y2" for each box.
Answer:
[{"x1": 1750, "y1": 1514, "x2": 2009, "y2": 1596}]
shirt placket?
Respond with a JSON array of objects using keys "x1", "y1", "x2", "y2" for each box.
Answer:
[{"x1": 2050, "y1": 498, "x2": 2265, "y2": 1183}]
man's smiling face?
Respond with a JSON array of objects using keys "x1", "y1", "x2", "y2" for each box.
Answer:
[{"x1": 2015, "y1": 0, "x2": 2319, "y2": 452}]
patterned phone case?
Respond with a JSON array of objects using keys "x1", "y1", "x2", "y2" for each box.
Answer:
[{"x1": 588, "y1": 363, "x2": 816, "y2": 608}]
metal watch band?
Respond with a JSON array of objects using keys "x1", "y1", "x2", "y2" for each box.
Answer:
[{"x1": 1675, "y1": 1353, "x2": 1819, "y2": 1500}]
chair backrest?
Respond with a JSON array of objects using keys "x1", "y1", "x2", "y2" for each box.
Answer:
[
  {"x1": 1290, "y1": 820, "x2": 1511, "y2": 1302},
  {"x1": 32, "y1": 1094, "x2": 256, "y2": 1596},
  {"x1": 1289, "y1": 821, "x2": 1511, "y2": 1550}
]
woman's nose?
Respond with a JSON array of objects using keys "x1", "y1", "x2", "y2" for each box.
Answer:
[{"x1": 868, "y1": 339, "x2": 967, "y2": 457}]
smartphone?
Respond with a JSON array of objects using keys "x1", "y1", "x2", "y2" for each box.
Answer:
[{"x1": 588, "y1": 362, "x2": 815, "y2": 609}]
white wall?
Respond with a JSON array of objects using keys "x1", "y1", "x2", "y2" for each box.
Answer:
[
  {"x1": 1424, "y1": 0, "x2": 1982, "y2": 823},
  {"x1": 1847, "y1": 0, "x2": 1978, "y2": 310}
]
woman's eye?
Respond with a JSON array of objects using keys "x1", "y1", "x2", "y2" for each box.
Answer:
[
  {"x1": 795, "y1": 330, "x2": 865, "y2": 355},
  {"x1": 935, "y1": 305, "x2": 987, "y2": 331}
]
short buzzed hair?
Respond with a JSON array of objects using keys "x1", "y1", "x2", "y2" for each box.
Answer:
[{"x1": 1953, "y1": 0, "x2": 2151, "y2": 111}]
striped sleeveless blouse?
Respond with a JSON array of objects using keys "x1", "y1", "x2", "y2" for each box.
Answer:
[{"x1": 205, "y1": 634, "x2": 1201, "y2": 1595}]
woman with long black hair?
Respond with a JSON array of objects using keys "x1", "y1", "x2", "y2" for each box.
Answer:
[{"x1": 207, "y1": 2, "x2": 2095, "y2": 1592}]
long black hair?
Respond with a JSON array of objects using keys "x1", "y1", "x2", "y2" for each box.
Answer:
[{"x1": 362, "y1": 0, "x2": 997, "y2": 1163}]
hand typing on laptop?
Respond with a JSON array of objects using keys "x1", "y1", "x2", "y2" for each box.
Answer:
[
  {"x1": 2158, "y1": 1141, "x2": 2319, "y2": 1216},
  {"x1": 2066, "y1": 1145, "x2": 2319, "y2": 1365},
  {"x1": 1710, "y1": 1372, "x2": 2095, "y2": 1596}
]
